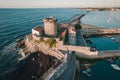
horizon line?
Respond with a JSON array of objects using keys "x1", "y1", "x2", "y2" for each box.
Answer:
[{"x1": 0, "y1": 6, "x2": 120, "y2": 9}]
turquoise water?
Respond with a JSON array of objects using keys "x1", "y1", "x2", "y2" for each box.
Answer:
[
  {"x1": 83, "y1": 36, "x2": 120, "y2": 80},
  {"x1": 86, "y1": 35, "x2": 120, "y2": 51},
  {"x1": 80, "y1": 11, "x2": 120, "y2": 80},
  {"x1": 80, "y1": 59, "x2": 120, "y2": 80},
  {"x1": 0, "y1": 9, "x2": 84, "y2": 75},
  {"x1": 81, "y1": 11, "x2": 120, "y2": 28}
]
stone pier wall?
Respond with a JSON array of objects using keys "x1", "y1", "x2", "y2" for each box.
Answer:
[
  {"x1": 32, "y1": 35, "x2": 94, "y2": 55},
  {"x1": 26, "y1": 34, "x2": 97, "y2": 56},
  {"x1": 82, "y1": 28, "x2": 120, "y2": 35},
  {"x1": 42, "y1": 52, "x2": 76, "y2": 80},
  {"x1": 57, "y1": 40, "x2": 91, "y2": 55}
]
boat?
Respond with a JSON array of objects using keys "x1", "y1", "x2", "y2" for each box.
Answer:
[
  {"x1": 107, "y1": 18, "x2": 112, "y2": 23},
  {"x1": 111, "y1": 64, "x2": 120, "y2": 70},
  {"x1": 110, "y1": 37, "x2": 115, "y2": 40},
  {"x1": 90, "y1": 45, "x2": 97, "y2": 51},
  {"x1": 107, "y1": 35, "x2": 112, "y2": 38},
  {"x1": 107, "y1": 20, "x2": 110, "y2": 23},
  {"x1": 108, "y1": 58, "x2": 113, "y2": 63},
  {"x1": 86, "y1": 38, "x2": 91, "y2": 42}
]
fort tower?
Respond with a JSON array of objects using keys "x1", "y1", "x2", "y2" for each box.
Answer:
[{"x1": 43, "y1": 16, "x2": 57, "y2": 37}]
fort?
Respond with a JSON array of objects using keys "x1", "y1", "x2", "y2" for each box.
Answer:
[
  {"x1": 16, "y1": 14, "x2": 120, "y2": 80},
  {"x1": 22, "y1": 15, "x2": 120, "y2": 60}
]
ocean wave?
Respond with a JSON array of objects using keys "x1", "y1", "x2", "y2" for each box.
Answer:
[
  {"x1": 0, "y1": 27, "x2": 30, "y2": 37},
  {"x1": 0, "y1": 42, "x2": 21, "y2": 74},
  {"x1": 0, "y1": 33, "x2": 27, "y2": 50}
]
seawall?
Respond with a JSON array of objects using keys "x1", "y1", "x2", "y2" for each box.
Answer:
[
  {"x1": 76, "y1": 50, "x2": 120, "y2": 60},
  {"x1": 42, "y1": 52, "x2": 76, "y2": 80},
  {"x1": 82, "y1": 28, "x2": 120, "y2": 36}
]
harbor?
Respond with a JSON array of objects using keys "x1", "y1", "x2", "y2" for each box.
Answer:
[
  {"x1": 67, "y1": 13, "x2": 120, "y2": 60},
  {"x1": 0, "y1": 9, "x2": 120, "y2": 80},
  {"x1": 29, "y1": 14, "x2": 120, "y2": 79}
]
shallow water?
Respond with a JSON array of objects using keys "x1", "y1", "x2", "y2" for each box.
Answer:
[
  {"x1": 80, "y1": 59, "x2": 120, "y2": 80},
  {"x1": 85, "y1": 35, "x2": 120, "y2": 51},
  {"x1": 81, "y1": 11, "x2": 120, "y2": 28},
  {"x1": 80, "y1": 11, "x2": 120, "y2": 80}
]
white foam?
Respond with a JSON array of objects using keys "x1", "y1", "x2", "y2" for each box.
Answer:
[{"x1": 19, "y1": 49, "x2": 25, "y2": 57}]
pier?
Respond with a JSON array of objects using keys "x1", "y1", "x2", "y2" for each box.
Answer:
[
  {"x1": 82, "y1": 28, "x2": 120, "y2": 36},
  {"x1": 69, "y1": 14, "x2": 85, "y2": 25},
  {"x1": 76, "y1": 50, "x2": 120, "y2": 60}
]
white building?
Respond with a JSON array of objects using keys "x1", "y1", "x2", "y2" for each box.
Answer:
[
  {"x1": 43, "y1": 16, "x2": 57, "y2": 37},
  {"x1": 68, "y1": 27, "x2": 76, "y2": 45},
  {"x1": 32, "y1": 26, "x2": 44, "y2": 37}
]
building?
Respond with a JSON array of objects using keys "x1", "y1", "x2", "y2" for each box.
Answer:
[
  {"x1": 32, "y1": 26, "x2": 44, "y2": 37},
  {"x1": 43, "y1": 16, "x2": 58, "y2": 37},
  {"x1": 68, "y1": 27, "x2": 76, "y2": 45}
]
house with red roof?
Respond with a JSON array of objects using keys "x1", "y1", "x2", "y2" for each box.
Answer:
[{"x1": 32, "y1": 26, "x2": 44, "y2": 37}]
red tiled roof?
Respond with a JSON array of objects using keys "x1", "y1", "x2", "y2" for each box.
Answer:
[
  {"x1": 61, "y1": 30, "x2": 66, "y2": 37},
  {"x1": 58, "y1": 23, "x2": 68, "y2": 28},
  {"x1": 34, "y1": 26, "x2": 43, "y2": 32}
]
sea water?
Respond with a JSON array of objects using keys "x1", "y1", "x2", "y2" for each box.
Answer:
[
  {"x1": 80, "y1": 11, "x2": 120, "y2": 80},
  {"x1": 0, "y1": 9, "x2": 120, "y2": 80},
  {"x1": 0, "y1": 8, "x2": 84, "y2": 75},
  {"x1": 81, "y1": 11, "x2": 120, "y2": 28}
]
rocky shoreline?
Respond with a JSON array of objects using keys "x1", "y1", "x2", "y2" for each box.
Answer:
[
  {"x1": 0, "y1": 51, "x2": 60, "y2": 80},
  {"x1": 0, "y1": 34, "x2": 63, "y2": 80},
  {"x1": 0, "y1": 13, "x2": 104, "y2": 80}
]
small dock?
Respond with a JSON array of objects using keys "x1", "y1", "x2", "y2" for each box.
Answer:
[{"x1": 76, "y1": 50, "x2": 120, "y2": 60}]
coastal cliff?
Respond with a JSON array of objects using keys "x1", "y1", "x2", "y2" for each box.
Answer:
[{"x1": 0, "y1": 51, "x2": 60, "y2": 80}]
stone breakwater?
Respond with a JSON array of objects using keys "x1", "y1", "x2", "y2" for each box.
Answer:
[{"x1": 82, "y1": 28, "x2": 120, "y2": 36}]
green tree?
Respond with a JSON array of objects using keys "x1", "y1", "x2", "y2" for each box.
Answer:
[
  {"x1": 45, "y1": 38, "x2": 52, "y2": 46},
  {"x1": 45, "y1": 38, "x2": 57, "y2": 48},
  {"x1": 74, "y1": 23, "x2": 82, "y2": 30},
  {"x1": 39, "y1": 37, "x2": 45, "y2": 43},
  {"x1": 50, "y1": 39, "x2": 57, "y2": 48},
  {"x1": 34, "y1": 40, "x2": 40, "y2": 44}
]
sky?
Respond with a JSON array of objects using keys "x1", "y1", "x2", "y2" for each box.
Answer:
[{"x1": 0, "y1": 0, "x2": 120, "y2": 8}]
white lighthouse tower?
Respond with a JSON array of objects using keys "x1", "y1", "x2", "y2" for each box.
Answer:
[{"x1": 43, "y1": 16, "x2": 57, "y2": 37}]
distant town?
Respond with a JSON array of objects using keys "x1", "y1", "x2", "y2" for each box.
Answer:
[{"x1": 79, "y1": 7, "x2": 120, "y2": 11}]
